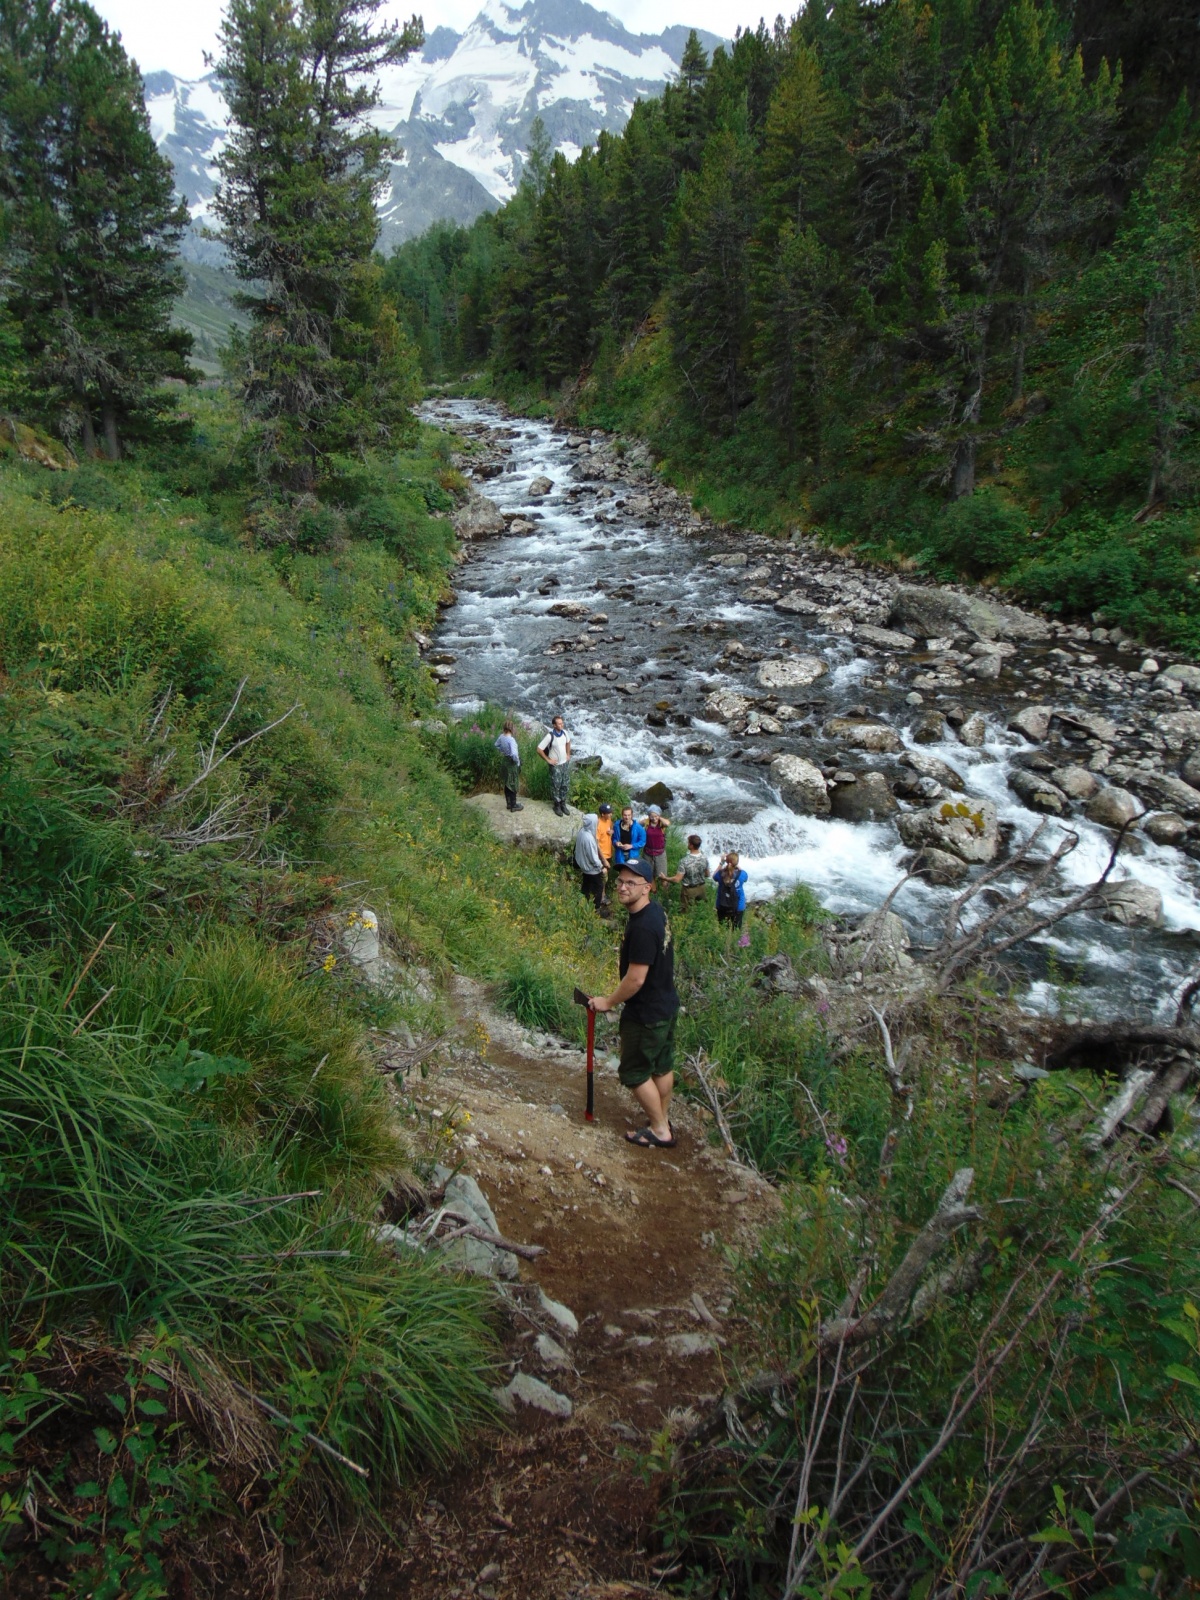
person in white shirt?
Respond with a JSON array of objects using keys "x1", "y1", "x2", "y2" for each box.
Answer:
[
  {"x1": 494, "y1": 719, "x2": 523, "y2": 811},
  {"x1": 537, "y1": 714, "x2": 573, "y2": 815}
]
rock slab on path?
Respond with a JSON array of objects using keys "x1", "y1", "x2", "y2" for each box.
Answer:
[{"x1": 465, "y1": 792, "x2": 580, "y2": 852}]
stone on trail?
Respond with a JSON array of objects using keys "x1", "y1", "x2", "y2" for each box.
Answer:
[
  {"x1": 1008, "y1": 769, "x2": 1070, "y2": 815},
  {"x1": 1143, "y1": 812, "x2": 1189, "y2": 846},
  {"x1": 823, "y1": 717, "x2": 904, "y2": 754},
  {"x1": 771, "y1": 753, "x2": 831, "y2": 815},
  {"x1": 901, "y1": 748, "x2": 966, "y2": 791},
  {"x1": 465, "y1": 793, "x2": 579, "y2": 854},
  {"x1": 665, "y1": 1332, "x2": 720, "y2": 1358},
  {"x1": 535, "y1": 1285, "x2": 579, "y2": 1337},
  {"x1": 756, "y1": 654, "x2": 828, "y2": 690},
  {"x1": 1096, "y1": 879, "x2": 1164, "y2": 929},
  {"x1": 897, "y1": 797, "x2": 1000, "y2": 864},
  {"x1": 1084, "y1": 787, "x2": 1143, "y2": 829},
  {"x1": 534, "y1": 1333, "x2": 572, "y2": 1370},
  {"x1": 435, "y1": 1167, "x2": 519, "y2": 1282},
  {"x1": 829, "y1": 770, "x2": 897, "y2": 821},
  {"x1": 497, "y1": 1372, "x2": 573, "y2": 1418}
]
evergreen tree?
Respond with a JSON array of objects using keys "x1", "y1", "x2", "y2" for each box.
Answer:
[
  {"x1": 521, "y1": 115, "x2": 552, "y2": 200},
  {"x1": 214, "y1": 0, "x2": 423, "y2": 493},
  {"x1": 0, "y1": 0, "x2": 191, "y2": 457}
]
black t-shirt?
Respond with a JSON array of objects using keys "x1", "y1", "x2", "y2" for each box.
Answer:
[{"x1": 619, "y1": 900, "x2": 679, "y2": 1025}]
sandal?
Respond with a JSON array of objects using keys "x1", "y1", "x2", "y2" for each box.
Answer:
[{"x1": 625, "y1": 1126, "x2": 677, "y2": 1149}]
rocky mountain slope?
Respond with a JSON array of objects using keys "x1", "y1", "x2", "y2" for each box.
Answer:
[{"x1": 144, "y1": 0, "x2": 724, "y2": 258}]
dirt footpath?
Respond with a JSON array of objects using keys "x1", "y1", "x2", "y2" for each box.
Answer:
[{"x1": 368, "y1": 977, "x2": 779, "y2": 1600}]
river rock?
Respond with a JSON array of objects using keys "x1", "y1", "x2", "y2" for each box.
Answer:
[
  {"x1": 1183, "y1": 751, "x2": 1200, "y2": 787},
  {"x1": 890, "y1": 584, "x2": 1050, "y2": 642},
  {"x1": 832, "y1": 909, "x2": 913, "y2": 974},
  {"x1": 455, "y1": 491, "x2": 506, "y2": 540},
  {"x1": 642, "y1": 781, "x2": 674, "y2": 808},
  {"x1": 855, "y1": 623, "x2": 916, "y2": 651},
  {"x1": 1159, "y1": 663, "x2": 1200, "y2": 692},
  {"x1": 897, "y1": 797, "x2": 1000, "y2": 863},
  {"x1": 705, "y1": 689, "x2": 754, "y2": 722},
  {"x1": 774, "y1": 591, "x2": 821, "y2": 616},
  {"x1": 771, "y1": 754, "x2": 831, "y2": 815},
  {"x1": 901, "y1": 748, "x2": 966, "y2": 791},
  {"x1": 1116, "y1": 768, "x2": 1200, "y2": 819},
  {"x1": 464, "y1": 793, "x2": 579, "y2": 853},
  {"x1": 1084, "y1": 787, "x2": 1143, "y2": 829},
  {"x1": 1008, "y1": 769, "x2": 1069, "y2": 815},
  {"x1": 912, "y1": 711, "x2": 946, "y2": 744},
  {"x1": 823, "y1": 717, "x2": 904, "y2": 754},
  {"x1": 547, "y1": 599, "x2": 590, "y2": 618},
  {"x1": 909, "y1": 847, "x2": 969, "y2": 885},
  {"x1": 1009, "y1": 705, "x2": 1053, "y2": 742},
  {"x1": 1143, "y1": 812, "x2": 1189, "y2": 846},
  {"x1": 1051, "y1": 766, "x2": 1100, "y2": 801},
  {"x1": 1095, "y1": 879, "x2": 1164, "y2": 928},
  {"x1": 1055, "y1": 709, "x2": 1118, "y2": 743},
  {"x1": 1154, "y1": 709, "x2": 1200, "y2": 750},
  {"x1": 757, "y1": 654, "x2": 828, "y2": 690},
  {"x1": 966, "y1": 652, "x2": 1003, "y2": 681},
  {"x1": 828, "y1": 770, "x2": 897, "y2": 821},
  {"x1": 958, "y1": 712, "x2": 988, "y2": 747},
  {"x1": 528, "y1": 475, "x2": 553, "y2": 496}
]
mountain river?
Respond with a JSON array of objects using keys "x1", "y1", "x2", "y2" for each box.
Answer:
[{"x1": 426, "y1": 397, "x2": 1200, "y2": 1020}]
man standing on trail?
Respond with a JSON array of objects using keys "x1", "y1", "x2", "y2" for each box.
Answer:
[
  {"x1": 589, "y1": 858, "x2": 680, "y2": 1150},
  {"x1": 538, "y1": 714, "x2": 573, "y2": 815},
  {"x1": 495, "y1": 719, "x2": 523, "y2": 812}
]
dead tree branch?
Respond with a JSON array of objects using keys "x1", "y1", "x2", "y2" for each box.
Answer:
[
  {"x1": 164, "y1": 682, "x2": 300, "y2": 809},
  {"x1": 687, "y1": 1050, "x2": 741, "y2": 1163}
]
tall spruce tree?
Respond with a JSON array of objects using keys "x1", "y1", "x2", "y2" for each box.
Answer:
[
  {"x1": 0, "y1": 0, "x2": 191, "y2": 456},
  {"x1": 213, "y1": 0, "x2": 423, "y2": 493}
]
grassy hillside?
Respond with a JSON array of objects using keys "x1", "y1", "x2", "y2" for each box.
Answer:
[{"x1": 173, "y1": 262, "x2": 248, "y2": 375}]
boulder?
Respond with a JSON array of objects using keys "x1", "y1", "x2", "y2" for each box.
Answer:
[
  {"x1": 1095, "y1": 879, "x2": 1164, "y2": 929},
  {"x1": 855, "y1": 623, "x2": 917, "y2": 651},
  {"x1": 890, "y1": 583, "x2": 1050, "y2": 642},
  {"x1": 823, "y1": 717, "x2": 904, "y2": 754},
  {"x1": 1159, "y1": 663, "x2": 1200, "y2": 692},
  {"x1": 1154, "y1": 709, "x2": 1200, "y2": 750},
  {"x1": 1116, "y1": 767, "x2": 1200, "y2": 819},
  {"x1": 1052, "y1": 765, "x2": 1100, "y2": 801},
  {"x1": 433, "y1": 1167, "x2": 519, "y2": 1282},
  {"x1": 1083, "y1": 787, "x2": 1143, "y2": 829},
  {"x1": 1008, "y1": 769, "x2": 1069, "y2": 815},
  {"x1": 454, "y1": 491, "x2": 506, "y2": 540},
  {"x1": 528, "y1": 475, "x2": 554, "y2": 496},
  {"x1": 832, "y1": 910, "x2": 913, "y2": 974},
  {"x1": 1009, "y1": 705, "x2": 1053, "y2": 742},
  {"x1": 753, "y1": 953, "x2": 801, "y2": 995},
  {"x1": 774, "y1": 591, "x2": 821, "y2": 616},
  {"x1": 771, "y1": 754, "x2": 831, "y2": 815},
  {"x1": 0, "y1": 418, "x2": 75, "y2": 471},
  {"x1": 901, "y1": 748, "x2": 967, "y2": 791},
  {"x1": 756, "y1": 654, "x2": 828, "y2": 690},
  {"x1": 464, "y1": 793, "x2": 580, "y2": 854},
  {"x1": 641, "y1": 781, "x2": 674, "y2": 808},
  {"x1": 1183, "y1": 751, "x2": 1200, "y2": 788},
  {"x1": 966, "y1": 652, "x2": 1003, "y2": 681},
  {"x1": 828, "y1": 770, "x2": 897, "y2": 821},
  {"x1": 704, "y1": 689, "x2": 754, "y2": 722},
  {"x1": 909, "y1": 846, "x2": 970, "y2": 885},
  {"x1": 958, "y1": 712, "x2": 988, "y2": 748},
  {"x1": 1143, "y1": 811, "x2": 1189, "y2": 846},
  {"x1": 912, "y1": 710, "x2": 947, "y2": 744},
  {"x1": 897, "y1": 797, "x2": 1001, "y2": 863}
]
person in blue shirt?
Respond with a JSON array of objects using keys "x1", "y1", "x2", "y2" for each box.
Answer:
[
  {"x1": 713, "y1": 852, "x2": 748, "y2": 929},
  {"x1": 611, "y1": 805, "x2": 646, "y2": 867},
  {"x1": 494, "y1": 719, "x2": 523, "y2": 811}
]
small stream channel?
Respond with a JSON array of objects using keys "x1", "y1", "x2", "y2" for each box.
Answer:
[{"x1": 426, "y1": 397, "x2": 1200, "y2": 1021}]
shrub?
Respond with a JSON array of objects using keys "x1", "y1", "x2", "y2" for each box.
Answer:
[{"x1": 926, "y1": 485, "x2": 1032, "y2": 576}]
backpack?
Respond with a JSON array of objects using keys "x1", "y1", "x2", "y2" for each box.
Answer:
[{"x1": 716, "y1": 872, "x2": 739, "y2": 910}]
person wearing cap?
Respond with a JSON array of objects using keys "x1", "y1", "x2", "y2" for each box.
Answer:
[
  {"x1": 589, "y1": 857, "x2": 680, "y2": 1149},
  {"x1": 537, "y1": 714, "x2": 573, "y2": 815},
  {"x1": 641, "y1": 804, "x2": 670, "y2": 888},
  {"x1": 595, "y1": 803, "x2": 615, "y2": 908}
]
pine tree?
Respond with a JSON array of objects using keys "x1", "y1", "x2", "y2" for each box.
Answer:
[
  {"x1": 214, "y1": 0, "x2": 423, "y2": 494},
  {"x1": 521, "y1": 115, "x2": 552, "y2": 200},
  {"x1": 0, "y1": 0, "x2": 191, "y2": 457}
]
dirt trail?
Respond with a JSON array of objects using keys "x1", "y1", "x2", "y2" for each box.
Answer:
[{"x1": 368, "y1": 977, "x2": 779, "y2": 1600}]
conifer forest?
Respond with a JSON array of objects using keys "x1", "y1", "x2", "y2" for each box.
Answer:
[{"x1": 2, "y1": 0, "x2": 1200, "y2": 1597}]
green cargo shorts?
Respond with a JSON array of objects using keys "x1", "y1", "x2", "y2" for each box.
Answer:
[{"x1": 618, "y1": 1013, "x2": 677, "y2": 1089}]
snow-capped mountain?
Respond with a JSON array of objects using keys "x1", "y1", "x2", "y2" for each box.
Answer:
[{"x1": 145, "y1": 0, "x2": 725, "y2": 256}]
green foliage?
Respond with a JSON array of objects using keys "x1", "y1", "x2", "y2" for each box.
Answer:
[{"x1": 0, "y1": 0, "x2": 193, "y2": 456}]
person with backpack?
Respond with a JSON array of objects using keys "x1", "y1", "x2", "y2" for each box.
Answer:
[
  {"x1": 537, "y1": 714, "x2": 573, "y2": 815},
  {"x1": 611, "y1": 805, "x2": 646, "y2": 868},
  {"x1": 669, "y1": 834, "x2": 710, "y2": 909},
  {"x1": 495, "y1": 719, "x2": 523, "y2": 812},
  {"x1": 714, "y1": 852, "x2": 748, "y2": 929},
  {"x1": 574, "y1": 813, "x2": 606, "y2": 911}
]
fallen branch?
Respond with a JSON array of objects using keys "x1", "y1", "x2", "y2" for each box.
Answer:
[
  {"x1": 433, "y1": 1209, "x2": 547, "y2": 1260},
  {"x1": 687, "y1": 1050, "x2": 740, "y2": 1163},
  {"x1": 164, "y1": 681, "x2": 300, "y2": 808},
  {"x1": 227, "y1": 1378, "x2": 369, "y2": 1479}
]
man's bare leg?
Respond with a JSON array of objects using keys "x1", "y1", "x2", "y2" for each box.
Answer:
[{"x1": 630, "y1": 1073, "x2": 674, "y2": 1142}]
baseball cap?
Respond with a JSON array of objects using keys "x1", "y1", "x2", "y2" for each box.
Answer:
[
  {"x1": 598, "y1": 802, "x2": 612, "y2": 815},
  {"x1": 618, "y1": 858, "x2": 655, "y2": 883}
]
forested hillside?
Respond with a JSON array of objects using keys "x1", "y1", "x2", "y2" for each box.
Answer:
[{"x1": 385, "y1": 0, "x2": 1200, "y2": 645}]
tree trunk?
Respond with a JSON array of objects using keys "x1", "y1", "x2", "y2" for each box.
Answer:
[
  {"x1": 101, "y1": 404, "x2": 121, "y2": 462},
  {"x1": 79, "y1": 404, "x2": 97, "y2": 457},
  {"x1": 1011, "y1": 268, "x2": 1032, "y2": 404}
]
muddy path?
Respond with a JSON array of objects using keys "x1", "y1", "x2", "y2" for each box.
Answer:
[{"x1": 367, "y1": 978, "x2": 778, "y2": 1600}]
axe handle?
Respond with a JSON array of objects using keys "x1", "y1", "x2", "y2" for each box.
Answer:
[{"x1": 585, "y1": 1007, "x2": 595, "y2": 1122}]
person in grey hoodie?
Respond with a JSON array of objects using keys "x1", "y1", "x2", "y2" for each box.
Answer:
[{"x1": 574, "y1": 813, "x2": 606, "y2": 912}]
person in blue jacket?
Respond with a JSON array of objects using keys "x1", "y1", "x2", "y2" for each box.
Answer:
[
  {"x1": 714, "y1": 851, "x2": 748, "y2": 930},
  {"x1": 611, "y1": 805, "x2": 646, "y2": 867}
]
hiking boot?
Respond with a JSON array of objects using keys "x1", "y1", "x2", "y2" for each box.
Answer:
[{"x1": 509, "y1": 802, "x2": 525, "y2": 811}]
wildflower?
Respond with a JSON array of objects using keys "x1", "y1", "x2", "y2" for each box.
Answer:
[
  {"x1": 738, "y1": 932, "x2": 751, "y2": 947},
  {"x1": 322, "y1": 953, "x2": 337, "y2": 973},
  {"x1": 825, "y1": 1134, "x2": 848, "y2": 1165}
]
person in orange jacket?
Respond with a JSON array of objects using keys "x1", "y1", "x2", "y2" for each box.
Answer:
[{"x1": 595, "y1": 802, "x2": 615, "y2": 910}]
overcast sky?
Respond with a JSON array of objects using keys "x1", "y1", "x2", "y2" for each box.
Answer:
[{"x1": 97, "y1": 0, "x2": 774, "y2": 79}]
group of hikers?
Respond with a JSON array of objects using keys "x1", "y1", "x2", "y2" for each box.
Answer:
[{"x1": 494, "y1": 710, "x2": 754, "y2": 1150}]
